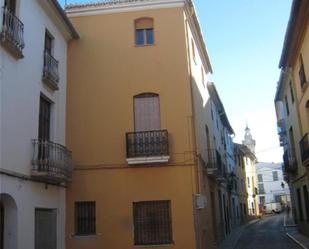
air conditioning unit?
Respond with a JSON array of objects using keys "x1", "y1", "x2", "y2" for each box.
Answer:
[{"x1": 194, "y1": 194, "x2": 207, "y2": 209}]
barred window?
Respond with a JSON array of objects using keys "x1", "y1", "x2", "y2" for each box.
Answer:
[
  {"x1": 75, "y1": 201, "x2": 96, "y2": 235},
  {"x1": 133, "y1": 200, "x2": 173, "y2": 245}
]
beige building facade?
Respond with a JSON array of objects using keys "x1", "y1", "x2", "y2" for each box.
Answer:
[{"x1": 275, "y1": 0, "x2": 309, "y2": 236}]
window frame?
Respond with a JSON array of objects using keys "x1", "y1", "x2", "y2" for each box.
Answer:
[
  {"x1": 39, "y1": 95, "x2": 52, "y2": 140},
  {"x1": 75, "y1": 201, "x2": 96, "y2": 236},
  {"x1": 134, "y1": 18, "x2": 155, "y2": 46},
  {"x1": 133, "y1": 200, "x2": 173, "y2": 246},
  {"x1": 44, "y1": 30, "x2": 54, "y2": 55}
]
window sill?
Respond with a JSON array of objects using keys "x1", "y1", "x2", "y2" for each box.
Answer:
[
  {"x1": 134, "y1": 243, "x2": 174, "y2": 248},
  {"x1": 70, "y1": 234, "x2": 100, "y2": 239},
  {"x1": 135, "y1": 43, "x2": 155, "y2": 47}
]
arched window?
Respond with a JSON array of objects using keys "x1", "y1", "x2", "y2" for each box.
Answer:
[
  {"x1": 134, "y1": 93, "x2": 160, "y2": 131},
  {"x1": 135, "y1": 18, "x2": 154, "y2": 46}
]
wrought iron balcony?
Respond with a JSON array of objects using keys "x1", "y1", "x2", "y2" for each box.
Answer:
[
  {"x1": 204, "y1": 149, "x2": 227, "y2": 182},
  {"x1": 126, "y1": 130, "x2": 169, "y2": 165},
  {"x1": 43, "y1": 51, "x2": 59, "y2": 90},
  {"x1": 0, "y1": 6, "x2": 24, "y2": 58},
  {"x1": 300, "y1": 133, "x2": 309, "y2": 166},
  {"x1": 31, "y1": 139, "x2": 73, "y2": 183},
  {"x1": 283, "y1": 148, "x2": 297, "y2": 173}
]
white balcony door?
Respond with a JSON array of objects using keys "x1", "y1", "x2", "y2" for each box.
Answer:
[{"x1": 134, "y1": 93, "x2": 160, "y2": 132}]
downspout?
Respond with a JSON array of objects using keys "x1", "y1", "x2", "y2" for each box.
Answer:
[{"x1": 184, "y1": 7, "x2": 202, "y2": 249}]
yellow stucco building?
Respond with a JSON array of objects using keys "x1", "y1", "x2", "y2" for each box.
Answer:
[
  {"x1": 65, "y1": 1, "x2": 239, "y2": 248},
  {"x1": 275, "y1": 0, "x2": 309, "y2": 236}
]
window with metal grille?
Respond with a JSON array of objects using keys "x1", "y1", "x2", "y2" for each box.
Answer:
[
  {"x1": 75, "y1": 201, "x2": 96, "y2": 235},
  {"x1": 39, "y1": 96, "x2": 51, "y2": 140},
  {"x1": 133, "y1": 200, "x2": 173, "y2": 245}
]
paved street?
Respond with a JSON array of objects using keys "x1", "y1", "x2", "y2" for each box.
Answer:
[{"x1": 234, "y1": 213, "x2": 300, "y2": 249}]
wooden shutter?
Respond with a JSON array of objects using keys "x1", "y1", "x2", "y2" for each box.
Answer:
[
  {"x1": 134, "y1": 94, "x2": 160, "y2": 132},
  {"x1": 35, "y1": 209, "x2": 57, "y2": 249}
]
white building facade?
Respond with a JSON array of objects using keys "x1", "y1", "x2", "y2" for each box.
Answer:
[
  {"x1": 256, "y1": 162, "x2": 291, "y2": 209},
  {"x1": 0, "y1": 0, "x2": 78, "y2": 248}
]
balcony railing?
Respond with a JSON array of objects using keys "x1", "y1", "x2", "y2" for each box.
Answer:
[
  {"x1": 31, "y1": 139, "x2": 73, "y2": 183},
  {"x1": 300, "y1": 133, "x2": 309, "y2": 165},
  {"x1": 283, "y1": 148, "x2": 297, "y2": 173},
  {"x1": 126, "y1": 130, "x2": 169, "y2": 164},
  {"x1": 43, "y1": 51, "x2": 59, "y2": 90},
  {"x1": 204, "y1": 149, "x2": 227, "y2": 182},
  {"x1": 0, "y1": 6, "x2": 24, "y2": 58}
]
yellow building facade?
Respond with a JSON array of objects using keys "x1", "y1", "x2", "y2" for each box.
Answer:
[
  {"x1": 276, "y1": 0, "x2": 309, "y2": 236},
  {"x1": 65, "y1": 1, "x2": 238, "y2": 249}
]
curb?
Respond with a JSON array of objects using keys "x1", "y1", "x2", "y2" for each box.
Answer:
[{"x1": 286, "y1": 233, "x2": 308, "y2": 249}]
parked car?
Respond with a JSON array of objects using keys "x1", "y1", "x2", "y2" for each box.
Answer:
[{"x1": 263, "y1": 202, "x2": 282, "y2": 214}]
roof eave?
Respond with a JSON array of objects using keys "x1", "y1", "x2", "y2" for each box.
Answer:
[{"x1": 49, "y1": 0, "x2": 79, "y2": 39}]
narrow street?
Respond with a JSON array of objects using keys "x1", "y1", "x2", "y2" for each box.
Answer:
[{"x1": 234, "y1": 213, "x2": 300, "y2": 249}]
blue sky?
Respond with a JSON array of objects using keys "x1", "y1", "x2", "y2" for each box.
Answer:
[
  {"x1": 60, "y1": 0, "x2": 291, "y2": 162},
  {"x1": 192, "y1": 0, "x2": 291, "y2": 162}
]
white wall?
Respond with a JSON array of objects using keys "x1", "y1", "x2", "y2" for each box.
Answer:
[
  {"x1": 256, "y1": 162, "x2": 290, "y2": 205},
  {"x1": 0, "y1": 175, "x2": 66, "y2": 249},
  {"x1": 0, "y1": 0, "x2": 71, "y2": 248},
  {"x1": 1, "y1": 0, "x2": 68, "y2": 175}
]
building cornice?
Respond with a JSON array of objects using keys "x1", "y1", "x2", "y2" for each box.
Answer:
[
  {"x1": 66, "y1": 0, "x2": 185, "y2": 17},
  {"x1": 183, "y1": 0, "x2": 213, "y2": 74},
  {"x1": 37, "y1": 0, "x2": 79, "y2": 39}
]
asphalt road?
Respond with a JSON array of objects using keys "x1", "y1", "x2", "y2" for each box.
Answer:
[{"x1": 234, "y1": 213, "x2": 300, "y2": 249}]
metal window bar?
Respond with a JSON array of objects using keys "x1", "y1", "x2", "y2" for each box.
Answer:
[
  {"x1": 32, "y1": 139, "x2": 73, "y2": 180},
  {"x1": 43, "y1": 51, "x2": 59, "y2": 84},
  {"x1": 126, "y1": 130, "x2": 168, "y2": 158},
  {"x1": 133, "y1": 201, "x2": 172, "y2": 245},
  {"x1": 75, "y1": 201, "x2": 96, "y2": 235},
  {"x1": 1, "y1": 6, "x2": 24, "y2": 51}
]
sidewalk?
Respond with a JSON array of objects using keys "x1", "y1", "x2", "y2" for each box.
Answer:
[
  {"x1": 285, "y1": 213, "x2": 309, "y2": 249},
  {"x1": 217, "y1": 219, "x2": 259, "y2": 249}
]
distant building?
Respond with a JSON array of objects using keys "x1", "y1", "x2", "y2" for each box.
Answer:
[
  {"x1": 241, "y1": 126, "x2": 259, "y2": 216},
  {"x1": 256, "y1": 162, "x2": 290, "y2": 212}
]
